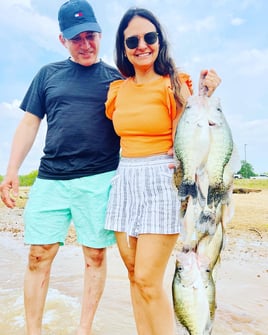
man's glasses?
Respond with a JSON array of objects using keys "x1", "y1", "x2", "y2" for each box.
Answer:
[{"x1": 125, "y1": 32, "x2": 159, "y2": 49}]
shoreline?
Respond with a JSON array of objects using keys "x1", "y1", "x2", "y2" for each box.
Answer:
[{"x1": 1, "y1": 189, "x2": 268, "y2": 334}]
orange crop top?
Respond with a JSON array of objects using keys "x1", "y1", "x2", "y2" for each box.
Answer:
[{"x1": 105, "y1": 74, "x2": 193, "y2": 157}]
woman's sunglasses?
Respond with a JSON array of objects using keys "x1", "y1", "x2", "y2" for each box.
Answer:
[{"x1": 125, "y1": 31, "x2": 159, "y2": 49}]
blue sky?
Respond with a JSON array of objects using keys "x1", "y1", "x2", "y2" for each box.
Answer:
[{"x1": 0, "y1": 0, "x2": 267, "y2": 175}]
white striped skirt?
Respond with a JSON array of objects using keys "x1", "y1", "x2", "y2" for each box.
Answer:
[{"x1": 105, "y1": 154, "x2": 182, "y2": 237}]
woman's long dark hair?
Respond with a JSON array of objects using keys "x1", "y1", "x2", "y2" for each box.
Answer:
[{"x1": 115, "y1": 7, "x2": 185, "y2": 107}]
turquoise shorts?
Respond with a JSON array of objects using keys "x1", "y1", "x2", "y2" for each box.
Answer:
[{"x1": 23, "y1": 172, "x2": 116, "y2": 248}]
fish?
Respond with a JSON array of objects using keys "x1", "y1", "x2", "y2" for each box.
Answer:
[
  {"x1": 174, "y1": 95, "x2": 211, "y2": 202},
  {"x1": 174, "y1": 95, "x2": 238, "y2": 235},
  {"x1": 172, "y1": 93, "x2": 239, "y2": 335},
  {"x1": 205, "y1": 98, "x2": 234, "y2": 208},
  {"x1": 172, "y1": 223, "x2": 224, "y2": 334},
  {"x1": 172, "y1": 251, "x2": 212, "y2": 335},
  {"x1": 197, "y1": 221, "x2": 225, "y2": 322}
]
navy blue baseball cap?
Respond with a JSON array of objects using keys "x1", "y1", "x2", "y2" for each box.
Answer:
[{"x1": 58, "y1": 0, "x2": 101, "y2": 39}]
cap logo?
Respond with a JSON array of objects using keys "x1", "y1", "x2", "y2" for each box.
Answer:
[{"x1": 74, "y1": 12, "x2": 83, "y2": 17}]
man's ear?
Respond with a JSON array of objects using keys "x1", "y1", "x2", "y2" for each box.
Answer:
[{"x1": 59, "y1": 34, "x2": 66, "y2": 47}]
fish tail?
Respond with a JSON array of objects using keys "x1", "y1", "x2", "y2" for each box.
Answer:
[{"x1": 178, "y1": 181, "x2": 198, "y2": 200}]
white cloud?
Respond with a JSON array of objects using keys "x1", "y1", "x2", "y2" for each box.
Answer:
[
  {"x1": 231, "y1": 17, "x2": 245, "y2": 26},
  {"x1": 0, "y1": 100, "x2": 21, "y2": 118},
  {"x1": 0, "y1": 1, "x2": 62, "y2": 54},
  {"x1": 5, "y1": 0, "x2": 31, "y2": 7}
]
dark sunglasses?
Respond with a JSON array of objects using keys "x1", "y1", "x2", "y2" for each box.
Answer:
[{"x1": 125, "y1": 31, "x2": 159, "y2": 49}]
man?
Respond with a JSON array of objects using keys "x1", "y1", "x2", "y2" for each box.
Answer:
[{"x1": 0, "y1": 1, "x2": 122, "y2": 334}]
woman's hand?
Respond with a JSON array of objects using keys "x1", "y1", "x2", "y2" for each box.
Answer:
[{"x1": 199, "y1": 69, "x2": 221, "y2": 97}]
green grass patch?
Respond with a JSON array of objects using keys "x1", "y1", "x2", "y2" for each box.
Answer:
[
  {"x1": 0, "y1": 170, "x2": 37, "y2": 187},
  {"x1": 19, "y1": 170, "x2": 38, "y2": 186},
  {"x1": 234, "y1": 178, "x2": 268, "y2": 190}
]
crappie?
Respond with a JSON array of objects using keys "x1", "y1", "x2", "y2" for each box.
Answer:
[
  {"x1": 205, "y1": 97, "x2": 234, "y2": 208},
  {"x1": 172, "y1": 251, "x2": 212, "y2": 335},
  {"x1": 174, "y1": 95, "x2": 237, "y2": 234},
  {"x1": 172, "y1": 92, "x2": 238, "y2": 335},
  {"x1": 174, "y1": 95, "x2": 211, "y2": 201},
  {"x1": 197, "y1": 222, "x2": 224, "y2": 322}
]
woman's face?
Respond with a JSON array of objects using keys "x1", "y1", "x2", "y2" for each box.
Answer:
[{"x1": 124, "y1": 16, "x2": 159, "y2": 73}]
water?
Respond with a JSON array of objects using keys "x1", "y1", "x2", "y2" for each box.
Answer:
[
  {"x1": 0, "y1": 235, "x2": 136, "y2": 335},
  {"x1": 0, "y1": 235, "x2": 267, "y2": 335}
]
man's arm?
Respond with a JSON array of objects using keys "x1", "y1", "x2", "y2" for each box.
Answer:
[{"x1": 0, "y1": 112, "x2": 41, "y2": 208}]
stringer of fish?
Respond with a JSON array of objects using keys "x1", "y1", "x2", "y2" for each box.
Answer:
[
  {"x1": 172, "y1": 90, "x2": 240, "y2": 335},
  {"x1": 174, "y1": 95, "x2": 240, "y2": 236}
]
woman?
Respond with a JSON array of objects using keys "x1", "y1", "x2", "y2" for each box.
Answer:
[{"x1": 105, "y1": 7, "x2": 221, "y2": 335}]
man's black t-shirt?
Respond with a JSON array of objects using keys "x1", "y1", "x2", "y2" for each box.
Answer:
[{"x1": 20, "y1": 59, "x2": 122, "y2": 180}]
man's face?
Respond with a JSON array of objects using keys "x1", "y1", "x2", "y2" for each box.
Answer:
[{"x1": 60, "y1": 31, "x2": 101, "y2": 66}]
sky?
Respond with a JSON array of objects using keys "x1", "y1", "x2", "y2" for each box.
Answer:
[{"x1": 0, "y1": 0, "x2": 267, "y2": 175}]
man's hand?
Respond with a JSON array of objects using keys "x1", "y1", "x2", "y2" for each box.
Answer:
[{"x1": 0, "y1": 176, "x2": 19, "y2": 208}]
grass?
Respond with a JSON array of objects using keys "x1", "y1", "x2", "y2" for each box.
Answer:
[{"x1": 234, "y1": 178, "x2": 268, "y2": 190}]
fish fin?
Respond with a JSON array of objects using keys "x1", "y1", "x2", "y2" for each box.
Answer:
[
  {"x1": 197, "y1": 183, "x2": 207, "y2": 208},
  {"x1": 229, "y1": 143, "x2": 241, "y2": 174}
]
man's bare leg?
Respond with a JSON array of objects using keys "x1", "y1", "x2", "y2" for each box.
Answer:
[
  {"x1": 76, "y1": 246, "x2": 107, "y2": 335},
  {"x1": 24, "y1": 243, "x2": 59, "y2": 335}
]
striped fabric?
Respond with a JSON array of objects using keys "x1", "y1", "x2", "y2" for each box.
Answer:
[{"x1": 105, "y1": 155, "x2": 182, "y2": 237}]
